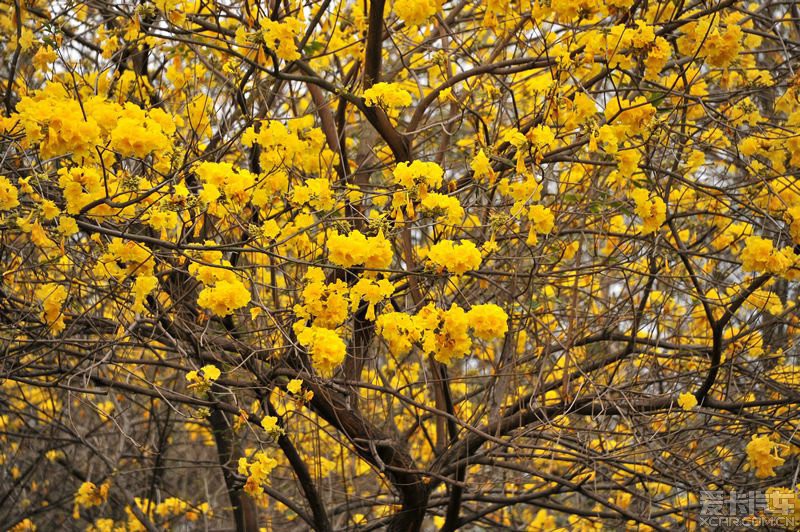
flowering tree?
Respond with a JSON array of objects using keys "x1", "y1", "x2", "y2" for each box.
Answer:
[{"x1": 2, "y1": 0, "x2": 800, "y2": 530}]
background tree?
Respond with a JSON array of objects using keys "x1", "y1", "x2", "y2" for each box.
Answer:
[{"x1": 2, "y1": 0, "x2": 800, "y2": 530}]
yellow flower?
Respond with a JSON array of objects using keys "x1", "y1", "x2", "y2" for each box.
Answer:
[
  {"x1": 467, "y1": 304, "x2": 509, "y2": 340},
  {"x1": 677, "y1": 392, "x2": 697, "y2": 410},
  {"x1": 261, "y1": 219, "x2": 281, "y2": 240},
  {"x1": 645, "y1": 37, "x2": 671, "y2": 80},
  {"x1": 40, "y1": 199, "x2": 60, "y2": 220},
  {"x1": 392, "y1": 160, "x2": 444, "y2": 189},
  {"x1": 185, "y1": 502, "x2": 214, "y2": 522},
  {"x1": 260, "y1": 415, "x2": 283, "y2": 436},
  {"x1": 286, "y1": 379, "x2": 303, "y2": 394},
  {"x1": 197, "y1": 279, "x2": 251, "y2": 316},
  {"x1": 291, "y1": 178, "x2": 335, "y2": 211},
  {"x1": 132, "y1": 275, "x2": 158, "y2": 314},
  {"x1": 9, "y1": 518, "x2": 36, "y2": 532},
  {"x1": 185, "y1": 502, "x2": 212, "y2": 521},
  {"x1": 33, "y1": 45, "x2": 57, "y2": 70},
  {"x1": 527, "y1": 125, "x2": 555, "y2": 150},
  {"x1": 376, "y1": 312, "x2": 421, "y2": 356},
  {"x1": 740, "y1": 236, "x2": 795, "y2": 275},
  {"x1": 35, "y1": 283, "x2": 68, "y2": 335},
  {"x1": 427, "y1": 240, "x2": 482, "y2": 275},
  {"x1": 746, "y1": 435, "x2": 785, "y2": 478},
  {"x1": 73, "y1": 481, "x2": 110, "y2": 519},
  {"x1": 186, "y1": 364, "x2": 222, "y2": 388},
  {"x1": 420, "y1": 193, "x2": 464, "y2": 225},
  {"x1": 155, "y1": 497, "x2": 188, "y2": 518},
  {"x1": 526, "y1": 204, "x2": 555, "y2": 246},
  {"x1": 350, "y1": 278, "x2": 394, "y2": 320},
  {"x1": 630, "y1": 188, "x2": 666, "y2": 235},
  {"x1": 238, "y1": 451, "x2": 278, "y2": 497},
  {"x1": 470, "y1": 149, "x2": 495, "y2": 183},
  {"x1": 394, "y1": 0, "x2": 440, "y2": 26},
  {"x1": 261, "y1": 16, "x2": 304, "y2": 61},
  {"x1": 296, "y1": 326, "x2": 346, "y2": 377},
  {"x1": 328, "y1": 230, "x2": 393, "y2": 270},
  {"x1": 294, "y1": 269, "x2": 350, "y2": 328},
  {"x1": 604, "y1": 96, "x2": 655, "y2": 135},
  {"x1": 363, "y1": 82, "x2": 412, "y2": 109},
  {"x1": 110, "y1": 111, "x2": 172, "y2": 159},
  {"x1": 0, "y1": 176, "x2": 19, "y2": 211},
  {"x1": 422, "y1": 304, "x2": 472, "y2": 364}
]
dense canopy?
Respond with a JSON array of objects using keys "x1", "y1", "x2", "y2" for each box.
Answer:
[{"x1": 2, "y1": 0, "x2": 800, "y2": 530}]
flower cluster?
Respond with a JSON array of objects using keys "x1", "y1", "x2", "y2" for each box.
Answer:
[
  {"x1": 261, "y1": 16, "x2": 304, "y2": 61},
  {"x1": 526, "y1": 204, "x2": 555, "y2": 246},
  {"x1": 14, "y1": 84, "x2": 101, "y2": 159},
  {"x1": 238, "y1": 451, "x2": 279, "y2": 497},
  {"x1": 186, "y1": 364, "x2": 221, "y2": 389},
  {"x1": 739, "y1": 236, "x2": 796, "y2": 275},
  {"x1": 295, "y1": 326, "x2": 346, "y2": 377},
  {"x1": 684, "y1": 12, "x2": 744, "y2": 68},
  {"x1": 745, "y1": 435, "x2": 785, "y2": 478},
  {"x1": 190, "y1": 246, "x2": 251, "y2": 316},
  {"x1": 242, "y1": 118, "x2": 334, "y2": 175},
  {"x1": 376, "y1": 303, "x2": 508, "y2": 364},
  {"x1": 470, "y1": 149, "x2": 495, "y2": 183},
  {"x1": 294, "y1": 267, "x2": 350, "y2": 328},
  {"x1": 36, "y1": 283, "x2": 67, "y2": 335},
  {"x1": 392, "y1": 160, "x2": 444, "y2": 190},
  {"x1": 292, "y1": 177, "x2": 336, "y2": 211},
  {"x1": 110, "y1": 104, "x2": 174, "y2": 159},
  {"x1": 327, "y1": 230, "x2": 393, "y2": 270},
  {"x1": 426, "y1": 239, "x2": 482, "y2": 275},
  {"x1": 393, "y1": 0, "x2": 440, "y2": 26},
  {"x1": 374, "y1": 311, "x2": 419, "y2": 356},
  {"x1": 420, "y1": 193, "x2": 465, "y2": 225},
  {"x1": 363, "y1": 82, "x2": 412, "y2": 109},
  {"x1": 197, "y1": 279, "x2": 251, "y2": 317},
  {"x1": 94, "y1": 238, "x2": 156, "y2": 280},
  {"x1": 10, "y1": 84, "x2": 177, "y2": 166},
  {"x1": 73, "y1": 481, "x2": 110, "y2": 519},
  {"x1": 604, "y1": 96, "x2": 656, "y2": 136},
  {"x1": 131, "y1": 275, "x2": 158, "y2": 314},
  {"x1": 677, "y1": 392, "x2": 697, "y2": 410},
  {"x1": 57, "y1": 166, "x2": 107, "y2": 215},
  {"x1": 0, "y1": 176, "x2": 19, "y2": 211},
  {"x1": 467, "y1": 304, "x2": 510, "y2": 340},
  {"x1": 630, "y1": 188, "x2": 666, "y2": 235},
  {"x1": 350, "y1": 277, "x2": 395, "y2": 320},
  {"x1": 154, "y1": 497, "x2": 212, "y2": 523},
  {"x1": 260, "y1": 415, "x2": 284, "y2": 437},
  {"x1": 195, "y1": 161, "x2": 258, "y2": 211}
]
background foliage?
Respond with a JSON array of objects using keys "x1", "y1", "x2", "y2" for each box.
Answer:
[{"x1": 2, "y1": 0, "x2": 800, "y2": 530}]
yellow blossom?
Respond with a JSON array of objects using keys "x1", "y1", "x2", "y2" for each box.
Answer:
[
  {"x1": 0, "y1": 176, "x2": 19, "y2": 211},
  {"x1": 197, "y1": 279, "x2": 251, "y2": 316},
  {"x1": 427, "y1": 240, "x2": 482, "y2": 275},
  {"x1": 186, "y1": 364, "x2": 222, "y2": 388},
  {"x1": 286, "y1": 379, "x2": 303, "y2": 394},
  {"x1": 328, "y1": 230, "x2": 393, "y2": 270},
  {"x1": 630, "y1": 188, "x2": 666, "y2": 235},
  {"x1": 745, "y1": 435, "x2": 785, "y2": 478},
  {"x1": 470, "y1": 149, "x2": 495, "y2": 183},
  {"x1": 467, "y1": 304, "x2": 509, "y2": 340},
  {"x1": 363, "y1": 82, "x2": 412, "y2": 109},
  {"x1": 677, "y1": 392, "x2": 697, "y2": 410},
  {"x1": 73, "y1": 481, "x2": 110, "y2": 519},
  {"x1": 296, "y1": 326, "x2": 346, "y2": 377},
  {"x1": 35, "y1": 283, "x2": 67, "y2": 335},
  {"x1": 740, "y1": 236, "x2": 795, "y2": 275}
]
